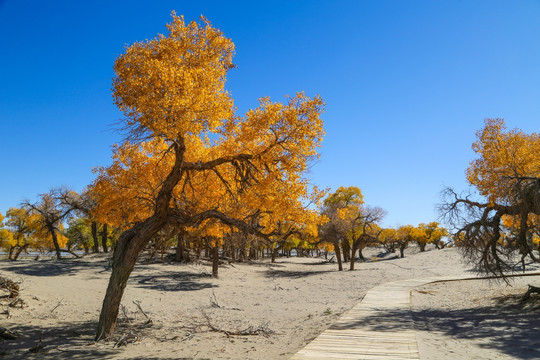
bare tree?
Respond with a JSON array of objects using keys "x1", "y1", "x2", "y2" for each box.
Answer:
[{"x1": 441, "y1": 177, "x2": 540, "y2": 276}]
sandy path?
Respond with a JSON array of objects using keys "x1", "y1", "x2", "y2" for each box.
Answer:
[{"x1": 0, "y1": 247, "x2": 469, "y2": 359}]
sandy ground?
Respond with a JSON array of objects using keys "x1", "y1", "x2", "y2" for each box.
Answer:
[
  {"x1": 0, "y1": 246, "x2": 480, "y2": 359},
  {"x1": 412, "y1": 274, "x2": 540, "y2": 360}
]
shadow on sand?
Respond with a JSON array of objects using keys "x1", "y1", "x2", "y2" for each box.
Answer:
[
  {"x1": 130, "y1": 270, "x2": 216, "y2": 292},
  {"x1": 412, "y1": 299, "x2": 540, "y2": 359},
  {"x1": 0, "y1": 320, "x2": 116, "y2": 360},
  {"x1": 264, "y1": 268, "x2": 334, "y2": 279},
  {"x1": 0, "y1": 257, "x2": 109, "y2": 277}
]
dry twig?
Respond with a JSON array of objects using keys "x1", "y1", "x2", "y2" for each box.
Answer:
[{"x1": 200, "y1": 310, "x2": 274, "y2": 337}]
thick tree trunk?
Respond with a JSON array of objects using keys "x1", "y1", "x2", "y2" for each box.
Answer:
[
  {"x1": 419, "y1": 242, "x2": 426, "y2": 252},
  {"x1": 342, "y1": 240, "x2": 350, "y2": 262},
  {"x1": 48, "y1": 225, "x2": 62, "y2": 260},
  {"x1": 230, "y1": 244, "x2": 236, "y2": 261},
  {"x1": 96, "y1": 139, "x2": 187, "y2": 341},
  {"x1": 91, "y1": 222, "x2": 99, "y2": 253},
  {"x1": 399, "y1": 243, "x2": 406, "y2": 258},
  {"x1": 101, "y1": 224, "x2": 108, "y2": 253},
  {"x1": 95, "y1": 219, "x2": 162, "y2": 340},
  {"x1": 212, "y1": 244, "x2": 219, "y2": 278},
  {"x1": 175, "y1": 231, "x2": 184, "y2": 262}
]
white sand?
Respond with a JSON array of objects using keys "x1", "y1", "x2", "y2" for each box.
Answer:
[
  {"x1": 0, "y1": 246, "x2": 476, "y2": 359},
  {"x1": 412, "y1": 274, "x2": 540, "y2": 359}
]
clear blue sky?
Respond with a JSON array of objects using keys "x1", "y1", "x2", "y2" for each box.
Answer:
[{"x1": 1, "y1": 0, "x2": 539, "y2": 227}]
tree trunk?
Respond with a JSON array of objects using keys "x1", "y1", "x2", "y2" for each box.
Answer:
[
  {"x1": 358, "y1": 247, "x2": 365, "y2": 261},
  {"x1": 12, "y1": 244, "x2": 28, "y2": 261},
  {"x1": 92, "y1": 221, "x2": 99, "y2": 253},
  {"x1": 212, "y1": 244, "x2": 219, "y2": 278},
  {"x1": 350, "y1": 244, "x2": 358, "y2": 270},
  {"x1": 101, "y1": 224, "x2": 108, "y2": 253},
  {"x1": 48, "y1": 224, "x2": 62, "y2": 260},
  {"x1": 342, "y1": 239, "x2": 350, "y2": 262},
  {"x1": 419, "y1": 242, "x2": 426, "y2": 252},
  {"x1": 271, "y1": 246, "x2": 279, "y2": 263},
  {"x1": 399, "y1": 243, "x2": 406, "y2": 258},
  {"x1": 96, "y1": 138, "x2": 186, "y2": 341},
  {"x1": 334, "y1": 241, "x2": 343, "y2": 271},
  {"x1": 231, "y1": 244, "x2": 236, "y2": 261},
  {"x1": 175, "y1": 231, "x2": 184, "y2": 262},
  {"x1": 95, "y1": 218, "x2": 161, "y2": 340}
]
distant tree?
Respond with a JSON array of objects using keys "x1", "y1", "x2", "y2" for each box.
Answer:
[
  {"x1": 380, "y1": 227, "x2": 397, "y2": 254},
  {"x1": 0, "y1": 212, "x2": 15, "y2": 255},
  {"x1": 416, "y1": 222, "x2": 448, "y2": 251},
  {"x1": 320, "y1": 186, "x2": 365, "y2": 271},
  {"x1": 65, "y1": 217, "x2": 94, "y2": 253},
  {"x1": 3, "y1": 207, "x2": 37, "y2": 260},
  {"x1": 396, "y1": 225, "x2": 422, "y2": 258},
  {"x1": 23, "y1": 188, "x2": 80, "y2": 259},
  {"x1": 346, "y1": 206, "x2": 385, "y2": 270}
]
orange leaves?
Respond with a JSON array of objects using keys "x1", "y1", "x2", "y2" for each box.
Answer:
[
  {"x1": 0, "y1": 211, "x2": 15, "y2": 250},
  {"x1": 467, "y1": 118, "x2": 540, "y2": 203},
  {"x1": 113, "y1": 13, "x2": 235, "y2": 141},
  {"x1": 91, "y1": 13, "x2": 325, "y2": 243}
]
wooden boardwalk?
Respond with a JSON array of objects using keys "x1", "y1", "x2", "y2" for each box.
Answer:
[{"x1": 290, "y1": 275, "x2": 468, "y2": 360}]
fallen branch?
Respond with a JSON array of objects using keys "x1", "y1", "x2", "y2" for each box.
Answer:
[
  {"x1": 210, "y1": 290, "x2": 221, "y2": 308},
  {"x1": 0, "y1": 326, "x2": 18, "y2": 340},
  {"x1": 8, "y1": 297, "x2": 25, "y2": 308},
  {"x1": 132, "y1": 300, "x2": 150, "y2": 320},
  {"x1": 201, "y1": 310, "x2": 273, "y2": 337},
  {"x1": 521, "y1": 284, "x2": 540, "y2": 302},
  {"x1": 0, "y1": 276, "x2": 19, "y2": 298},
  {"x1": 51, "y1": 298, "x2": 63, "y2": 313},
  {"x1": 114, "y1": 331, "x2": 140, "y2": 347}
]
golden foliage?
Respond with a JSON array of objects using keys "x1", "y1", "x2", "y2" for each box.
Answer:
[
  {"x1": 91, "y1": 13, "x2": 325, "y2": 239},
  {"x1": 467, "y1": 118, "x2": 540, "y2": 204}
]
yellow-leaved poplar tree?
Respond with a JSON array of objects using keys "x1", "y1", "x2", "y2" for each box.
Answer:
[{"x1": 94, "y1": 13, "x2": 324, "y2": 339}]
